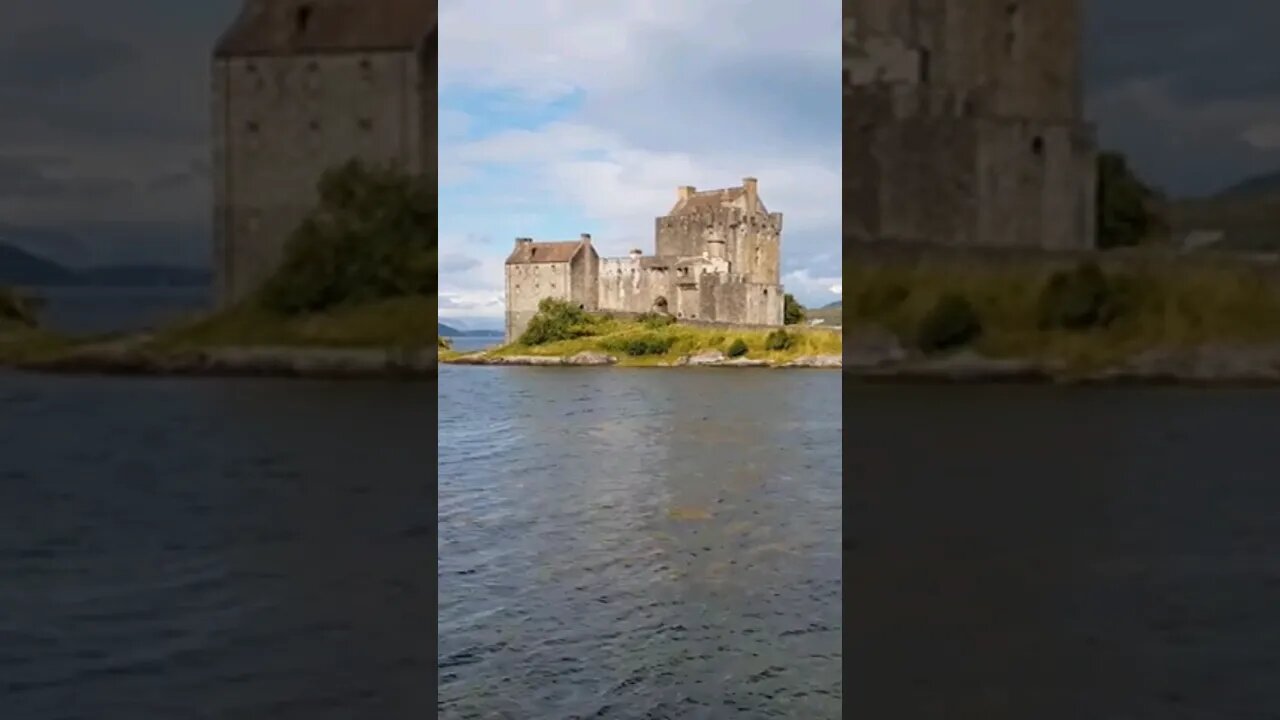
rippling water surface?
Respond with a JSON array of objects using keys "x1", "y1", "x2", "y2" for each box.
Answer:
[
  {"x1": 0, "y1": 372, "x2": 433, "y2": 718},
  {"x1": 438, "y1": 365, "x2": 843, "y2": 718}
]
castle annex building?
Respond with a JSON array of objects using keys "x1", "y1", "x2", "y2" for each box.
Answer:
[
  {"x1": 211, "y1": 0, "x2": 437, "y2": 306},
  {"x1": 845, "y1": 0, "x2": 1097, "y2": 250},
  {"x1": 504, "y1": 179, "x2": 785, "y2": 342}
]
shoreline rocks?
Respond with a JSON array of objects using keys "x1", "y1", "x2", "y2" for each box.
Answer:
[{"x1": 13, "y1": 345, "x2": 438, "y2": 380}]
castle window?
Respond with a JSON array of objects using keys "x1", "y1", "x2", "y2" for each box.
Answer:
[
  {"x1": 357, "y1": 118, "x2": 373, "y2": 132},
  {"x1": 296, "y1": 4, "x2": 314, "y2": 34},
  {"x1": 1005, "y1": 3, "x2": 1021, "y2": 57},
  {"x1": 246, "y1": 120, "x2": 260, "y2": 133},
  {"x1": 919, "y1": 48, "x2": 931, "y2": 84},
  {"x1": 1031, "y1": 136, "x2": 1044, "y2": 157},
  {"x1": 309, "y1": 119, "x2": 321, "y2": 132}
]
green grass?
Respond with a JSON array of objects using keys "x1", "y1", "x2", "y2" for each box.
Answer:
[
  {"x1": 843, "y1": 254, "x2": 1280, "y2": 371},
  {"x1": 481, "y1": 316, "x2": 841, "y2": 366},
  {"x1": 0, "y1": 324, "x2": 77, "y2": 365},
  {"x1": 143, "y1": 294, "x2": 438, "y2": 351}
]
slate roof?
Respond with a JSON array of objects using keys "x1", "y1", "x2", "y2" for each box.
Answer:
[
  {"x1": 215, "y1": 0, "x2": 437, "y2": 57},
  {"x1": 505, "y1": 240, "x2": 587, "y2": 265}
]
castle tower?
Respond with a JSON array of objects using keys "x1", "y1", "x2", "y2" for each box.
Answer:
[
  {"x1": 655, "y1": 178, "x2": 782, "y2": 286},
  {"x1": 846, "y1": 0, "x2": 1096, "y2": 250},
  {"x1": 210, "y1": 0, "x2": 437, "y2": 307}
]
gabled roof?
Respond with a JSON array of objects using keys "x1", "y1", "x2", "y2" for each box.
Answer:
[
  {"x1": 505, "y1": 240, "x2": 587, "y2": 265},
  {"x1": 214, "y1": 0, "x2": 437, "y2": 58},
  {"x1": 669, "y1": 186, "x2": 767, "y2": 215}
]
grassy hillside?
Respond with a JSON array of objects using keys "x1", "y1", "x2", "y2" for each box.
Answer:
[
  {"x1": 843, "y1": 253, "x2": 1280, "y2": 370},
  {"x1": 1168, "y1": 169, "x2": 1280, "y2": 251},
  {"x1": 146, "y1": 295, "x2": 436, "y2": 351}
]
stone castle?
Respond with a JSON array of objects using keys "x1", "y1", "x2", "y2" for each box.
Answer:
[
  {"x1": 845, "y1": 0, "x2": 1097, "y2": 250},
  {"x1": 504, "y1": 179, "x2": 785, "y2": 342},
  {"x1": 210, "y1": 0, "x2": 437, "y2": 307}
]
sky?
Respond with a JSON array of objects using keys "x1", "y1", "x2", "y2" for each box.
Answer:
[
  {"x1": 1, "y1": 2, "x2": 1280, "y2": 318},
  {"x1": 438, "y1": 0, "x2": 843, "y2": 323}
]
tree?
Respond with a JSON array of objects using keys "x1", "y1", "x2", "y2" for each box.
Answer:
[
  {"x1": 1096, "y1": 151, "x2": 1168, "y2": 249},
  {"x1": 783, "y1": 293, "x2": 806, "y2": 325},
  {"x1": 260, "y1": 160, "x2": 437, "y2": 315}
]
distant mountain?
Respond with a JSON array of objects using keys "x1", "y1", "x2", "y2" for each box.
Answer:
[
  {"x1": 0, "y1": 242, "x2": 210, "y2": 287},
  {"x1": 79, "y1": 265, "x2": 212, "y2": 287},
  {"x1": 439, "y1": 322, "x2": 502, "y2": 337},
  {"x1": 0, "y1": 243, "x2": 80, "y2": 285},
  {"x1": 821, "y1": 300, "x2": 841, "y2": 309},
  {"x1": 1215, "y1": 171, "x2": 1280, "y2": 199}
]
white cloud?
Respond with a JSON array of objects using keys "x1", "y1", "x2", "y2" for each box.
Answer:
[{"x1": 439, "y1": 0, "x2": 841, "y2": 316}]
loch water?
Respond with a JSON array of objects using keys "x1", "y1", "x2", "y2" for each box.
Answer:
[{"x1": 438, "y1": 364, "x2": 844, "y2": 718}]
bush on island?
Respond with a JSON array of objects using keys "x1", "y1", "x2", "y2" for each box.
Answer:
[
  {"x1": 0, "y1": 287, "x2": 37, "y2": 328},
  {"x1": 765, "y1": 329, "x2": 792, "y2": 351},
  {"x1": 783, "y1": 293, "x2": 806, "y2": 325},
  {"x1": 638, "y1": 312, "x2": 675, "y2": 329},
  {"x1": 1037, "y1": 261, "x2": 1131, "y2": 331},
  {"x1": 602, "y1": 333, "x2": 675, "y2": 357},
  {"x1": 519, "y1": 298, "x2": 601, "y2": 346},
  {"x1": 917, "y1": 293, "x2": 982, "y2": 353},
  {"x1": 260, "y1": 160, "x2": 436, "y2": 315}
]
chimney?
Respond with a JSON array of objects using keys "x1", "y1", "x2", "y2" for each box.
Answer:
[
  {"x1": 629, "y1": 248, "x2": 643, "y2": 259},
  {"x1": 678, "y1": 186, "x2": 696, "y2": 202},
  {"x1": 743, "y1": 177, "x2": 758, "y2": 213},
  {"x1": 515, "y1": 237, "x2": 532, "y2": 248},
  {"x1": 707, "y1": 238, "x2": 726, "y2": 259},
  {"x1": 580, "y1": 233, "x2": 592, "y2": 244}
]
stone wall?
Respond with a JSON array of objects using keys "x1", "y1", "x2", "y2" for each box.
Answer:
[
  {"x1": 655, "y1": 210, "x2": 782, "y2": 285},
  {"x1": 844, "y1": 0, "x2": 1096, "y2": 252},
  {"x1": 505, "y1": 262, "x2": 573, "y2": 342},
  {"x1": 597, "y1": 257, "x2": 673, "y2": 316},
  {"x1": 211, "y1": 48, "x2": 432, "y2": 306}
]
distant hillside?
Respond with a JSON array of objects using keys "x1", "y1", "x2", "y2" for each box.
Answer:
[
  {"x1": 0, "y1": 242, "x2": 80, "y2": 285},
  {"x1": 79, "y1": 265, "x2": 212, "y2": 287},
  {"x1": 1169, "y1": 193, "x2": 1280, "y2": 251},
  {"x1": 439, "y1": 322, "x2": 502, "y2": 337},
  {"x1": 1216, "y1": 171, "x2": 1280, "y2": 199},
  {"x1": 0, "y1": 242, "x2": 210, "y2": 287},
  {"x1": 804, "y1": 302, "x2": 842, "y2": 326}
]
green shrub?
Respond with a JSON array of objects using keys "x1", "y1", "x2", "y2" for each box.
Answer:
[
  {"x1": 638, "y1": 312, "x2": 675, "y2": 329},
  {"x1": 602, "y1": 333, "x2": 674, "y2": 356},
  {"x1": 259, "y1": 160, "x2": 436, "y2": 315},
  {"x1": 726, "y1": 338, "x2": 749, "y2": 357},
  {"x1": 0, "y1": 287, "x2": 37, "y2": 328},
  {"x1": 765, "y1": 329, "x2": 793, "y2": 351},
  {"x1": 519, "y1": 298, "x2": 601, "y2": 346},
  {"x1": 1037, "y1": 262, "x2": 1130, "y2": 331},
  {"x1": 917, "y1": 293, "x2": 982, "y2": 353},
  {"x1": 783, "y1": 293, "x2": 806, "y2": 325}
]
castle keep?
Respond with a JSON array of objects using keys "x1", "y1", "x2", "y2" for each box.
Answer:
[
  {"x1": 504, "y1": 179, "x2": 785, "y2": 342},
  {"x1": 845, "y1": 0, "x2": 1097, "y2": 250},
  {"x1": 211, "y1": 0, "x2": 437, "y2": 306}
]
